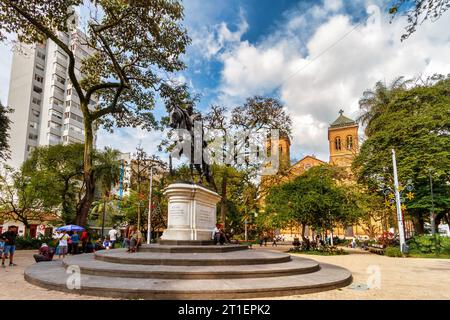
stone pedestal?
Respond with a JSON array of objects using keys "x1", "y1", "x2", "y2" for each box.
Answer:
[{"x1": 161, "y1": 183, "x2": 221, "y2": 241}]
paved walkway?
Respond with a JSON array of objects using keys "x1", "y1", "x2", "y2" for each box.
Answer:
[{"x1": 1, "y1": 249, "x2": 449, "y2": 300}]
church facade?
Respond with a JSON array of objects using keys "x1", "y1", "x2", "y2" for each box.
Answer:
[{"x1": 259, "y1": 110, "x2": 370, "y2": 240}]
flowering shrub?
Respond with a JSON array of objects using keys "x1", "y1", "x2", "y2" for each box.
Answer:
[{"x1": 377, "y1": 232, "x2": 396, "y2": 248}]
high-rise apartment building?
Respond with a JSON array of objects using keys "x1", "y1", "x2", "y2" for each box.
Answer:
[{"x1": 7, "y1": 29, "x2": 97, "y2": 168}]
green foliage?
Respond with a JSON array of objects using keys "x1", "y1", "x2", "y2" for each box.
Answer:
[
  {"x1": 353, "y1": 75, "x2": 450, "y2": 234},
  {"x1": 14, "y1": 236, "x2": 56, "y2": 250},
  {"x1": 385, "y1": 246, "x2": 403, "y2": 257},
  {"x1": 263, "y1": 165, "x2": 364, "y2": 235},
  {"x1": 21, "y1": 143, "x2": 84, "y2": 223},
  {"x1": 389, "y1": 0, "x2": 450, "y2": 41},
  {"x1": 408, "y1": 235, "x2": 450, "y2": 256},
  {"x1": 0, "y1": 102, "x2": 12, "y2": 161},
  {"x1": 0, "y1": 165, "x2": 61, "y2": 227},
  {"x1": 15, "y1": 144, "x2": 121, "y2": 225},
  {"x1": 0, "y1": 0, "x2": 191, "y2": 226}
]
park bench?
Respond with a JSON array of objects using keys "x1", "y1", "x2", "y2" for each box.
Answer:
[{"x1": 368, "y1": 243, "x2": 386, "y2": 255}]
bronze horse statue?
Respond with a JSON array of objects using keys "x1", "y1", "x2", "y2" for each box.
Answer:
[{"x1": 168, "y1": 104, "x2": 215, "y2": 189}]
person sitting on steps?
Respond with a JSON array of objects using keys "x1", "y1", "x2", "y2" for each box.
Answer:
[{"x1": 125, "y1": 225, "x2": 142, "y2": 253}]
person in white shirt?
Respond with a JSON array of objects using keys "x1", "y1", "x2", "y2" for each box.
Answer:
[
  {"x1": 108, "y1": 227, "x2": 118, "y2": 249},
  {"x1": 57, "y1": 231, "x2": 70, "y2": 259}
]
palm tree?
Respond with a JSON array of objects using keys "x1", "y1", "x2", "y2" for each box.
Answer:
[
  {"x1": 357, "y1": 77, "x2": 411, "y2": 136},
  {"x1": 91, "y1": 147, "x2": 121, "y2": 237}
]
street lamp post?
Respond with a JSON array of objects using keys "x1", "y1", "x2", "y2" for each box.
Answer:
[
  {"x1": 429, "y1": 168, "x2": 435, "y2": 236},
  {"x1": 244, "y1": 219, "x2": 248, "y2": 242},
  {"x1": 147, "y1": 167, "x2": 153, "y2": 244},
  {"x1": 392, "y1": 149, "x2": 407, "y2": 253}
]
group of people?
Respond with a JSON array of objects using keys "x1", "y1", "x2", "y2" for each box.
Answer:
[
  {"x1": 33, "y1": 226, "x2": 122, "y2": 263},
  {"x1": 258, "y1": 234, "x2": 284, "y2": 247},
  {"x1": 0, "y1": 226, "x2": 18, "y2": 267}
]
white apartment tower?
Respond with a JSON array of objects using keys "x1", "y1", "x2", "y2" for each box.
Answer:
[{"x1": 7, "y1": 29, "x2": 97, "y2": 168}]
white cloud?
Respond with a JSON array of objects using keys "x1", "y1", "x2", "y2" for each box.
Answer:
[
  {"x1": 96, "y1": 127, "x2": 168, "y2": 160},
  {"x1": 191, "y1": 8, "x2": 249, "y2": 59},
  {"x1": 216, "y1": 2, "x2": 450, "y2": 161}
]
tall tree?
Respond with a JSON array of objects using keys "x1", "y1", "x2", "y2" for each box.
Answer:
[
  {"x1": 0, "y1": 102, "x2": 12, "y2": 162},
  {"x1": 264, "y1": 165, "x2": 363, "y2": 240},
  {"x1": 353, "y1": 75, "x2": 450, "y2": 234},
  {"x1": 203, "y1": 96, "x2": 292, "y2": 230},
  {"x1": 22, "y1": 144, "x2": 123, "y2": 225},
  {"x1": 389, "y1": 0, "x2": 450, "y2": 41},
  {"x1": 0, "y1": 0, "x2": 190, "y2": 225},
  {"x1": 0, "y1": 165, "x2": 61, "y2": 230},
  {"x1": 22, "y1": 143, "x2": 84, "y2": 223}
]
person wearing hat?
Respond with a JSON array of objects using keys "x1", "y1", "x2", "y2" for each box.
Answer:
[{"x1": 33, "y1": 243, "x2": 54, "y2": 263}]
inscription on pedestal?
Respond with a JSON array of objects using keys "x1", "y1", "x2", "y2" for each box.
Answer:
[
  {"x1": 196, "y1": 204, "x2": 214, "y2": 228},
  {"x1": 168, "y1": 202, "x2": 188, "y2": 228}
]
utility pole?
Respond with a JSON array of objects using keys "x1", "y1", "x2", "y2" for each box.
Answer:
[
  {"x1": 137, "y1": 159, "x2": 141, "y2": 231},
  {"x1": 101, "y1": 197, "x2": 106, "y2": 238},
  {"x1": 147, "y1": 167, "x2": 153, "y2": 244},
  {"x1": 429, "y1": 169, "x2": 435, "y2": 235},
  {"x1": 244, "y1": 219, "x2": 248, "y2": 242},
  {"x1": 392, "y1": 149, "x2": 407, "y2": 253}
]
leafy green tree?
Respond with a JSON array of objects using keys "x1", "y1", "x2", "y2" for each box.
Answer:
[
  {"x1": 202, "y1": 97, "x2": 292, "y2": 230},
  {"x1": 22, "y1": 143, "x2": 84, "y2": 223},
  {"x1": 91, "y1": 147, "x2": 121, "y2": 235},
  {"x1": 0, "y1": 101, "x2": 12, "y2": 161},
  {"x1": 389, "y1": 0, "x2": 450, "y2": 41},
  {"x1": 353, "y1": 76, "x2": 450, "y2": 234},
  {"x1": 264, "y1": 165, "x2": 364, "y2": 240},
  {"x1": 0, "y1": 165, "x2": 61, "y2": 230},
  {"x1": 21, "y1": 144, "x2": 123, "y2": 225},
  {"x1": 0, "y1": 0, "x2": 190, "y2": 226}
]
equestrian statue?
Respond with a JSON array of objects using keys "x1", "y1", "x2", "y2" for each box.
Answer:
[{"x1": 168, "y1": 104, "x2": 216, "y2": 190}]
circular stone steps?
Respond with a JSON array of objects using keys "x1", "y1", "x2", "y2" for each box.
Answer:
[
  {"x1": 138, "y1": 243, "x2": 249, "y2": 253},
  {"x1": 94, "y1": 249, "x2": 292, "y2": 266},
  {"x1": 62, "y1": 254, "x2": 320, "y2": 279},
  {"x1": 24, "y1": 260, "x2": 352, "y2": 299},
  {"x1": 24, "y1": 244, "x2": 352, "y2": 299}
]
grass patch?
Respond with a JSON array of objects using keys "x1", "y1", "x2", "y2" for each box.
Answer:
[{"x1": 406, "y1": 253, "x2": 450, "y2": 259}]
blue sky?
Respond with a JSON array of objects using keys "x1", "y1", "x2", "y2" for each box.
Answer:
[{"x1": 1, "y1": 0, "x2": 450, "y2": 163}]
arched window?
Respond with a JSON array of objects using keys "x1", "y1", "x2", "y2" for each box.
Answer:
[
  {"x1": 335, "y1": 137, "x2": 341, "y2": 151},
  {"x1": 346, "y1": 135, "x2": 353, "y2": 150}
]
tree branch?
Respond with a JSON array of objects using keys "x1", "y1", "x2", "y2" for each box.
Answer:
[
  {"x1": 85, "y1": 82, "x2": 122, "y2": 103},
  {"x1": 91, "y1": 85, "x2": 124, "y2": 120}
]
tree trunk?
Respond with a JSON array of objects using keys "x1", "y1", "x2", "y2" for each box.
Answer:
[
  {"x1": 301, "y1": 223, "x2": 307, "y2": 241},
  {"x1": 220, "y1": 170, "x2": 227, "y2": 231},
  {"x1": 76, "y1": 116, "x2": 95, "y2": 227},
  {"x1": 412, "y1": 213, "x2": 425, "y2": 235}
]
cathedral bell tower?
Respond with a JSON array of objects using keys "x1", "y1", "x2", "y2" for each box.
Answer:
[
  {"x1": 263, "y1": 132, "x2": 291, "y2": 176},
  {"x1": 328, "y1": 109, "x2": 359, "y2": 168}
]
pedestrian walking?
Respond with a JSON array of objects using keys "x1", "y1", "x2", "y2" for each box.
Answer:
[
  {"x1": 272, "y1": 236, "x2": 277, "y2": 247},
  {"x1": 108, "y1": 226, "x2": 118, "y2": 249},
  {"x1": 1, "y1": 226, "x2": 18, "y2": 267}
]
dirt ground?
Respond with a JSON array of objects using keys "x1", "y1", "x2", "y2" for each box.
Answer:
[{"x1": 1, "y1": 248, "x2": 449, "y2": 300}]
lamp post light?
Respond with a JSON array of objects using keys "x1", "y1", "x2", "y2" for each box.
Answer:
[
  {"x1": 147, "y1": 167, "x2": 153, "y2": 244},
  {"x1": 429, "y1": 168, "x2": 435, "y2": 236},
  {"x1": 244, "y1": 219, "x2": 248, "y2": 242},
  {"x1": 377, "y1": 150, "x2": 414, "y2": 254}
]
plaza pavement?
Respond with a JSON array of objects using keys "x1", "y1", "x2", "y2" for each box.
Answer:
[{"x1": 0, "y1": 248, "x2": 449, "y2": 300}]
